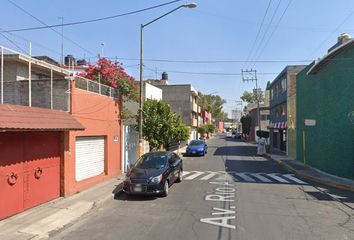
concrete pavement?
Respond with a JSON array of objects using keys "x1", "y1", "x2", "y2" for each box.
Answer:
[
  {"x1": 2, "y1": 136, "x2": 354, "y2": 239},
  {"x1": 265, "y1": 149, "x2": 354, "y2": 193},
  {"x1": 0, "y1": 143, "x2": 189, "y2": 240},
  {"x1": 0, "y1": 175, "x2": 125, "y2": 240}
]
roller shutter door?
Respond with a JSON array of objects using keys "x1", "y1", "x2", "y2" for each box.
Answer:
[{"x1": 75, "y1": 137, "x2": 105, "y2": 181}]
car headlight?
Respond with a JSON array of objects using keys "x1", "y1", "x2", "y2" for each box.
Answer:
[{"x1": 150, "y1": 174, "x2": 162, "y2": 184}]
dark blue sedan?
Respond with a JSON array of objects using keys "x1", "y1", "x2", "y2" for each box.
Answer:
[{"x1": 185, "y1": 140, "x2": 208, "y2": 156}]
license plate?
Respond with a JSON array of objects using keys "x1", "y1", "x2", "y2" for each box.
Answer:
[
  {"x1": 133, "y1": 184, "x2": 142, "y2": 192},
  {"x1": 192, "y1": 151, "x2": 196, "y2": 154}
]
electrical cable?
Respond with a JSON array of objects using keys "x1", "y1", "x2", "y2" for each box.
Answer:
[
  {"x1": 7, "y1": 0, "x2": 95, "y2": 55},
  {"x1": 242, "y1": 0, "x2": 273, "y2": 69},
  {"x1": 96, "y1": 56, "x2": 313, "y2": 64},
  {"x1": 251, "y1": 0, "x2": 294, "y2": 69},
  {"x1": 307, "y1": 10, "x2": 354, "y2": 59},
  {"x1": 246, "y1": 0, "x2": 282, "y2": 69},
  {"x1": 0, "y1": 31, "x2": 27, "y2": 53},
  {"x1": 0, "y1": 28, "x2": 62, "y2": 56},
  {"x1": 1, "y1": 0, "x2": 181, "y2": 33},
  {"x1": 151, "y1": 69, "x2": 279, "y2": 76}
]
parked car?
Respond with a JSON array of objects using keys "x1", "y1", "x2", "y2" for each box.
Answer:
[
  {"x1": 123, "y1": 151, "x2": 183, "y2": 197},
  {"x1": 233, "y1": 132, "x2": 242, "y2": 139},
  {"x1": 185, "y1": 140, "x2": 208, "y2": 156},
  {"x1": 226, "y1": 131, "x2": 233, "y2": 138}
]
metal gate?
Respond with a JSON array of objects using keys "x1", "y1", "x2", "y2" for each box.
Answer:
[
  {"x1": 0, "y1": 132, "x2": 60, "y2": 220},
  {"x1": 122, "y1": 125, "x2": 138, "y2": 172}
]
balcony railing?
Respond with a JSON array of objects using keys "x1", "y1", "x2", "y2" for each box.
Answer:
[{"x1": 74, "y1": 76, "x2": 120, "y2": 99}]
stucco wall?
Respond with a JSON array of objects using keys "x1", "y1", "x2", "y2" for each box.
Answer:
[
  {"x1": 63, "y1": 82, "x2": 122, "y2": 196},
  {"x1": 297, "y1": 54, "x2": 354, "y2": 179},
  {"x1": 158, "y1": 85, "x2": 192, "y2": 126}
]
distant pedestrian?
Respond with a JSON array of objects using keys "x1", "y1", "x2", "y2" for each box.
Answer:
[{"x1": 257, "y1": 137, "x2": 266, "y2": 155}]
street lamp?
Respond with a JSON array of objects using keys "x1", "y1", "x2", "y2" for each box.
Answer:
[{"x1": 138, "y1": 2, "x2": 197, "y2": 156}]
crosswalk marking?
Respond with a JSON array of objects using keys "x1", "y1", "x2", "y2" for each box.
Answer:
[
  {"x1": 215, "y1": 172, "x2": 234, "y2": 181},
  {"x1": 266, "y1": 173, "x2": 290, "y2": 183},
  {"x1": 283, "y1": 174, "x2": 307, "y2": 184},
  {"x1": 251, "y1": 173, "x2": 272, "y2": 182},
  {"x1": 200, "y1": 172, "x2": 217, "y2": 180},
  {"x1": 181, "y1": 171, "x2": 308, "y2": 184},
  {"x1": 233, "y1": 172, "x2": 256, "y2": 182},
  {"x1": 184, "y1": 171, "x2": 204, "y2": 180}
]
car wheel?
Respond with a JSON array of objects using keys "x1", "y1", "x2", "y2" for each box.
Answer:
[
  {"x1": 176, "y1": 169, "x2": 183, "y2": 183},
  {"x1": 161, "y1": 180, "x2": 169, "y2": 197}
]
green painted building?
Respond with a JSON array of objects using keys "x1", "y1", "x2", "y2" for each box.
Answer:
[{"x1": 296, "y1": 38, "x2": 354, "y2": 180}]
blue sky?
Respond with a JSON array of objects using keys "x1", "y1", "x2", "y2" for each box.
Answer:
[{"x1": 1, "y1": 0, "x2": 354, "y2": 116}]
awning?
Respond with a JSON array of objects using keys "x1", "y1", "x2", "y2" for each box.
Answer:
[
  {"x1": 270, "y1": 121, "x2": 287, "y2": 129},
  {"x1": 0, "y1": 104, "x2": 85, "y2": 131}
]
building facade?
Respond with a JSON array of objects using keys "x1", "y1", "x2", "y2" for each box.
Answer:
[
  {"x1": 296, "y1": 36, "x2": 354, "y2": 180},
  {"x1": 0, "y1": 46, "x2": 123, "y2": 219},
  {"x1": 268, "y1": 65, "x2": 305, "y2": 154},
  {"x1": 148, "y1": 76, "x2": 199, "y2": 141}
]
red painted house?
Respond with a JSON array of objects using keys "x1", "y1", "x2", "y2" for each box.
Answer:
[{"x1": 0, "y1": 47, "x2": 123, "y2": 219}]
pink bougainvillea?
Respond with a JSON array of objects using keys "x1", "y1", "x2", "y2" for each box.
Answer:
[{"x1": 79, "y1": 58, "x2": 138, "y2": 102}]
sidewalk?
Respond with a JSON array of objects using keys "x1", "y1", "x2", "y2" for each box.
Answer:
[
  {"x1": 266, "y1": 150, "x2": 354, "y2": 192},
  {"x1": 0, "y1": 175, "x2": 125, "y2": 240}
]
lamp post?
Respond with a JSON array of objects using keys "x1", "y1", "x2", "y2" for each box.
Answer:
[{"x1": 138, "y1": 2, "x2": 197, "y2": 157}]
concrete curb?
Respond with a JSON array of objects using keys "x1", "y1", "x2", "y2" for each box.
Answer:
[
  {"x1": 265, "y1": 154, "x2": 354, "y2": 193},
  {"x1": 0, "y1": 177, "x2": 125, "y2": 240}
]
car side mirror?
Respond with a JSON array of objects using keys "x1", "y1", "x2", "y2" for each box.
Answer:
[{"x1": 127, "y1": 163, "x2": 133, "y2": 170}]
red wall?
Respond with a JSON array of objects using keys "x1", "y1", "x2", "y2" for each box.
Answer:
[{"x1": 62, "y1": 83, "x2": 122, "y2": 196}]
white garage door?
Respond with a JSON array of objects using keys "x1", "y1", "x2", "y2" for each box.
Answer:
[{"x1": 75, "y1": 136, "x2": 105, "y2": 181}]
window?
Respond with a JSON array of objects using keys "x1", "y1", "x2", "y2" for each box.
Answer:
[{"x1": 281, "y1": 78, "x2": 287, "y2": 92}]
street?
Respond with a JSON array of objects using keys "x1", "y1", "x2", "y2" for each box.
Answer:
[{"x1": 52, "y1": 135, "x2": 354, "y2": 240}]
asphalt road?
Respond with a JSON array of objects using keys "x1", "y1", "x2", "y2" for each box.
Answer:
[{"x1": 52, "y1": 134, "x2": 354, "y2": 240}]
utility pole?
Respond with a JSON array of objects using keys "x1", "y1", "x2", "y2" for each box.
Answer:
[{"x1": 242, "y1": 69, "x2": 261, "y2": 140}]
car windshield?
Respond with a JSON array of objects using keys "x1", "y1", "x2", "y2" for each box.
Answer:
[
  {"x1": 134, "y1": 153, "x2": 168, "y2": 169},
  {"x1": 189, "y1": 140, "x2": 204, "y2": 146}
]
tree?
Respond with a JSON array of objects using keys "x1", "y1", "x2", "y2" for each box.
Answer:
[
  {"x1": 240, "y1": 90, "x2": 264, "y2": 104},
  {"x1": 79, "y1": 57, "x2": 138, "y2": 102},
  {"x1": 197, "y1": 125, "x2": 207, "y2": 136},
  {"x1": 240, "y1": 114, "x2": 252, "y2": 135},
  {"x1": 139, "y1": 99, "x2": 189, "y2": 150},
  {"x1": 206, "y1": 123, "x2": 216, "y2": 133},
  {"x1": 198, "y1": 92, "x2": 227, "y2": 121}
]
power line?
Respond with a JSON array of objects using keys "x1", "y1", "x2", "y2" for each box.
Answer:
[
  {"x1": 242, "y1": 0, "x2": 273, "y2": 69},
  {"x1": 0, "y1": 31, "x2": 27, "y2": 53},
  {"x1": 7, "y1": 0, "x2": 95, "y2": 56},
  {"x1": 153, "y1": 69, "x2": 278, "y2": 76},
  {"x1": 99, "y1": 56, "x2": 312, "y2": 64},
  {"x1": 251, "y1": 0, "x2": 293, "y2": 69},
  {"x1": 307, "y1": 10, "x2": 354, "y2": 59},
  {"x1": 0, "y1": 28, "x2": 61, "y2": 56},
  {"x1": 246, "y1": 0, "x2": 282, "y2": 69},
  {"x1": 1, "y1": 0, "x2": 181, "y2": 33}
]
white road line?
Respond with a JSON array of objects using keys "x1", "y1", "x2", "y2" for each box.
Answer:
[
  {"x1": 266, "y1": 173, "x2": 289, "y2": 183},
  {"x1": 215, "y1": 172, "x2": 234, "y2": 181},
  {"x1": 283, "y1": 174, "x2": 308, "y2": 184},
  {"x1": 233, "y1": 173, "x2": 255, "y2": 182},
  {"x1": 200, "y1": 172, "x2": 218, "y2": 180},
  {"x1": 182, "y1": 171, "x2": 190, "y2": 176},
  {"x1": 250, "y1": 173, "x2": 272, "y2": 182},
  {"x1": 185, "y1": 171, "x2": 204, "y2": 180}
]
